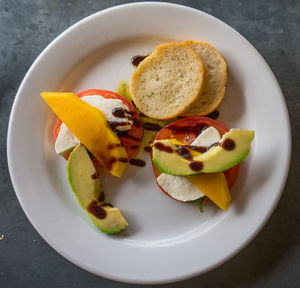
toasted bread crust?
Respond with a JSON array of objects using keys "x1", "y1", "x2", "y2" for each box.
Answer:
[{"x1": 183, "y1": 40, "x2": 228, "y2": 116}]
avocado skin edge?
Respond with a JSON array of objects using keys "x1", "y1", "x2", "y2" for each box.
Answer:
[{"x1": 88, "y1": 211, "x2": 128, "y2": 235}]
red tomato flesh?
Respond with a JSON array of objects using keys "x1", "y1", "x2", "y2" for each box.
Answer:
[{"x1": 152, "y1": 117, "x2": 240, "y2": 201}]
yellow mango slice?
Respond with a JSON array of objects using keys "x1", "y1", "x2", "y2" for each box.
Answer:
[
  {"x1": 186, "y1": 172, "x2": 230, "y2": 210},
  {"x1": 41, "y1": 92, "x2": 127, "y2": 177}
]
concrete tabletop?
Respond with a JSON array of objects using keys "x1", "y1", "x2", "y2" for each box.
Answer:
[{"x1": 1, "y1": 0, "x2": 299, "y2": 287}]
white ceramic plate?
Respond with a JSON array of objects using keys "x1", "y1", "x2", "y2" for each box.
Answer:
[{"x1": 7, "y1": 2, "x2": 291, "y2": 284}]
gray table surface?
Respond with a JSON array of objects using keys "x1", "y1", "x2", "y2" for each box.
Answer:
[{"x1": 1, "y1": 0, "x2": 299, "y2": 287}]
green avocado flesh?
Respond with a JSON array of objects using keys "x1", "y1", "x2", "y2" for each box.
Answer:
[
  {"x1": 67, "y1": 144, "x2": 128, "y2": 234},
  {"x1": 152, "y1": 129, "x2": 255, "y2": 176},
  {"x1": 67, "y1": 144, "x2": 103, "y2": 208},
  {"x1": 88, "y1": 206, "x2": 128, "y2": 235}
]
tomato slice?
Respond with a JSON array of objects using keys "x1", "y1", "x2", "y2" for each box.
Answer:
[
  {"x1": 54, "y1": 89, "x2": 142, "y2": 160},
  {"x1": 152, "y1": 117, "x2": 240, "y2": 198}
]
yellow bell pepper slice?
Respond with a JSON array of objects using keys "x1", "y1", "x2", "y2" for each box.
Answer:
[{"x1": 41, "y1": 92, "x2": 127, "y2": 177}]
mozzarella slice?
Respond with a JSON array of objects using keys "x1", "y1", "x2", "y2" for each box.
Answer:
[
  {"x1": 82, "y1": 95, "x2": 133, "y2": 131},
  {"x1": 55, "y1": 95, "x2": 134, "y2": 155},
  {"x1": 157, "y1": 173, "x2": 205, "y2": 202},
  {"x1": 55, "y1": 123, "x2": 80, "y2": 155},
  {"x1": 191, "y1": 126, "x2": 221, "y2": 146}
]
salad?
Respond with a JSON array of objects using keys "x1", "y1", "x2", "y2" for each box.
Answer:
[{"x1": 40, "y1": 41, "x2": 255, "y2": 235}]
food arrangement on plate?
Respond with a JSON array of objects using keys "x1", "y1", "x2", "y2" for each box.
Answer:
[{"x1": 41, "y1": 41, "x2": 255, "y2": 235}]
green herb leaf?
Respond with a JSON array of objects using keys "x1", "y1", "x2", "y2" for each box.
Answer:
[{"x1": 194, "y1": 196, "x2": 206, "y2": 213}]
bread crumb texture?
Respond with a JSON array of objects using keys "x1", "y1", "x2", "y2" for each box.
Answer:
[{"x1": 130, "y1": 42, "x2": 204, "y2": 119}]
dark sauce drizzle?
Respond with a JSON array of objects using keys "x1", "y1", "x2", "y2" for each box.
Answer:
[
  {"x1": 112, "y1": 107, "x2": 126, "y2": 118},
  {"x1": 87, "y1": 201, "x2": 107, "y2": 219},
  {"x1": 116, "y1": 130, "x2": 141, "y2": 142},
  {"x1": 109, "y1": 108, "x2": 141, "y2": 142},
  {"x1": 189, "y1": 161, "x2": 204, "y2": 171},
  {"x1": 169, "y1": 123, "x2": 207, "y2": 136},
  {"x1": 109, "y1": 106, "x2": 141, "y2": 131},
  {"x1": 188, "y1": 145, "x2": 207, "y2": 153},
  {"x1": 144, "y1": 146, "x2": 152, "y2": 153},
  {"x1": 153, "y1": 142, "x2": 173, "y2": 153},
  {"x1": 206, "y1": 110, "x2": 219, "y2": 120},
  {"x1": 189, "y1": 142, "x2": 218, "y2": 153},
  {"x1": 108, "y1": 121, "x2": 131, "y2": 130},
  {"x1": 107, "y1": 156, "x2": 130, "y2": 170},
  {"x1": 143, "y1": 122, "x2": 162, "y2": 131},
  {"x1": 129, "y1": 158, "x2": 146, "y2": 167},
  {"x1": 131, "y1": 55, "x2": 147, "y2": 66},
  {"x1": 107, "y1": 143, "x2": 123, "y2": 150},
  {"x1": 133, "y1": 117, "x2": 141, "y2": 128},
  {"x1": 153, "y1": 140, "x2": 218, "y2": 158},
  {"x1": 91, "y1": 172, "x2": 98, "y2": 179},
  {"x1": 100, "y1": 203, "x2": 113, "y2": 208},
  {"x1": 220, "y1": 138, "x2": 235, "y2": 150},
  {"x1": 107, "y1": 157, "x2": 117, "y2": 171},
  {"x1": 175, "y1": 146, "x2": 192, "y2": 160}
]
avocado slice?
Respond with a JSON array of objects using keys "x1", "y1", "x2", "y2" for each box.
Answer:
[
  {"x1": 152, "y1": 129, "x2": 255, "y2": 176},
  {"x1": 67, "y1": 144, "x2": 128, "y2": 234}
]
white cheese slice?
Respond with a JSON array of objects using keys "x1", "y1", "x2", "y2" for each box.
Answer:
[
  {"x1": 191, "y1": 126, "x2": 221, "y2": 146},
  {"x1": 156, "y1": 126, "x2": 221, "y2": 202},
  {"x1": 157, "y1": 173, "x2": 205, "y2": 202},
  {"x1": 82, "y1": 95, "x2": 133, "y2": 131},
  {"x1": 55, "y1": 123, "x2": 80, "y2": 156},
  {"x1": 55, "y1": 95, "x2": 133, "y2": 155}
]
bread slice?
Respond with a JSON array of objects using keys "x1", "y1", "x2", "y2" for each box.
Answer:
[
  {"x1": 183, "y1": 40, "x2": 228, "y2": 116},
  {"x1": 130, "y1": 42, "x2": 205, "y2": 119}
]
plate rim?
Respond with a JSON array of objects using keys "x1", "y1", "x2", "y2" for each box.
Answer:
[{"x1": 7, "y1": 2, "x2": 292, "y2": 284}]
